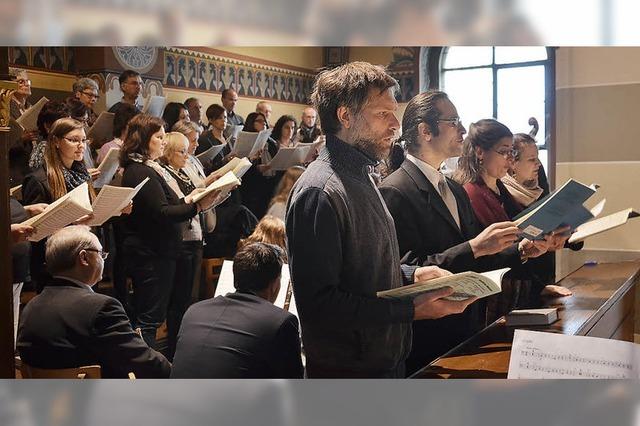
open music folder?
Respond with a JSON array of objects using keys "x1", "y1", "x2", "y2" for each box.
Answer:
[{"x1": 377, "y1": 268, "x2": 510, "y2": 301}]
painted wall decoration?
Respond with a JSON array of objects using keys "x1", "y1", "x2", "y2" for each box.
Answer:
[
  {"x1": 112, "y1": 47, "x2": 158, "y2": 74},
  {"x1": 388, "y1": 47, "x2": 419, "y2": 103},
  {"x1": 163, "y1": 48, "x2": 315, "y2": 105},
  {"x1": 9, "y1": 47, "x2": 76, "y2": 73}
]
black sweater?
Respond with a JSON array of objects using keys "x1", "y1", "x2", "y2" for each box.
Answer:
[{"x1": 121, "y1": 162, "x2": 197, "y2": 258}]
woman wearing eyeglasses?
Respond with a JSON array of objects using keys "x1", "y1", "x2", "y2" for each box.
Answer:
[
  {"x1": 119, "y1": 114, "x2": 220, "y2": 349},
  {"x1": 22, "y1": 118, "x2": 98, "y2": 291},
  {"x1": 453, "y1": 119, "x2": 570, "y2": 320},
  {"x1": 9, "y1": 69, "x2": 32, "y2": 120}
]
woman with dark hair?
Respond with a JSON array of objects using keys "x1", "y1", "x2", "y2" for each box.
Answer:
[
  {"x1": 120, "y1": 114, "x2": 219, "y2": 348},
  {"x1": 196, "y1": 103, "x2": 234, "y2": 174},
  {"x1": 27, "y1": 100, "x2": 71, "y2": 171},
  {"x1": 239, "y1": 111, "x2": 282, "y2": 219},
  {"x1": 453, "y1": 119, "x2": 570, "y2": 318},
  {"x1": 162, "y1": 102, "x2": 190, "y2": 133},
  {"x1": 270, "y1": 115, "x2": 297, "y2": 149}
]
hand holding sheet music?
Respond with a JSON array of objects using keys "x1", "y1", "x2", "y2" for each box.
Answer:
[
  {"x1": 190, "y1": 171, "x2": 240, "y2": 203},
  {"x1": 378, "y1": 268, "x2": 510, "y2": 301},
  {"x1": 86, "y1": 178, "x2": 149, "y2": 226},
  {"x1": 16, "y1": 97, "x2": 49, "y2": 131}
]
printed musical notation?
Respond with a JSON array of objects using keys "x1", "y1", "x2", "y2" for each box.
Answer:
[{"x1": 508, "y1": 330, "x2": 640, "y2": 379}]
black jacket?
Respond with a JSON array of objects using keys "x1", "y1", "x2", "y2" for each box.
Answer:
[
  {"x1": 121, "y1": 161, "x2": 197, "y2": 258},
  {"x1": 379, "y1": 159, "x2": 522, "y2": 373},
  {"x1": 17, "y1": 277, "x2": 171, "y2": 378},
  {"x1": 171, "y1": 292, "x2": 303, "y2": 378}
]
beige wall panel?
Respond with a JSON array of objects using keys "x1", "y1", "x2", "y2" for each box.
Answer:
[
  {"x1": 556, "y1": 162, "x2": 640, "y2": 251},
  {"x1": 557, "y1": 47, "x2": 640, "y2": 88},
  {"x1": 216, "y1": 47, "x2": 324, "y2": 70},
  {"x1": 556, "y1": 84, "x2": 640, "y2": 162},
  {"x1": 348, "y1": 47, "x2": 395, "y2": 66}
]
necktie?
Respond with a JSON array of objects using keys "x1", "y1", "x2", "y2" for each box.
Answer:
[{"x1": 437, "y1": 174, "x2": 461, "y2": 230}]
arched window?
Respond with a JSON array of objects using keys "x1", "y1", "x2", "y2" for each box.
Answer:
[{"x1": 438, "y1": 47, "x2": 553, "y2": 172}]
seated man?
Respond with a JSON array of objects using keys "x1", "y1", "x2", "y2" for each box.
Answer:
[
  {"x1": 171, "y1": 242, "x2": 303, "y2": 378},
  {"x1": 17, "y1": 225, "x2": 170, "y2": 378}
]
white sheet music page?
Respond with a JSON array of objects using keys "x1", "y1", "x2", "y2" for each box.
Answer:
[{"x1": 508, "y1": 329, "x2": 639, "y2": 379}]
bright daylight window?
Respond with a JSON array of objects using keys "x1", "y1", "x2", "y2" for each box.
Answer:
[{"x1": 440, "y1": 47, "x2": 550, "y2": 171}]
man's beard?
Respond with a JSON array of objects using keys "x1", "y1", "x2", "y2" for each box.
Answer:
[{"x1": 354, "y1": 137, "x2": 389, "y2": 162}]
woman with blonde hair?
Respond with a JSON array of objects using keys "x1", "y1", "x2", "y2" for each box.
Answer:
[
  {"x1": 266, "y1": 166, "x2": 305, "y2": 220},
  {"x1": 120, "y1": 114, "x2": 220, "y2": 348}
]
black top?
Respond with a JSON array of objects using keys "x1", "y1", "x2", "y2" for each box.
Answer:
[
  {"x1": 17, "y1": 277, "x2": 170, "y2": 378},
  {"x1": 196, "y1": 130, "x2": 231, "y2": 175},
  {"x1": 171, "y1": 292, "x2": 303, "y2": 378},
  {"x1": 121, "y1": 161, "x2": 197, "y2": 258}
]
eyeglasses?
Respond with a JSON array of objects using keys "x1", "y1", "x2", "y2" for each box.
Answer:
[
  {"x1": 491, "y1": 148, "x2": 516, "y2": 159},
  {"x1": 63, "y1": 137, "x2": 89, "y2": 145},
  {"x1": 437, "y1": 117, "x2": 463, "y2": 128},
  {"x1": 16, "y1": 78, "x2": 31, "y2": 86},
  {"x1": 81, "y1": 91, "x2": 100, "y2": 100},
  {"x1": 84, "y1": 248, "x2": 109, "y2": 260}
]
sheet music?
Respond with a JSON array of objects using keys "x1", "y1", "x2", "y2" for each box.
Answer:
[
  {"x1": 22, "y1": 182, "x2": 92, "y2": 242},
  {"x1": 233, "y1": 129, "x2": 272, "y2": 157},
  {"x1": 508, "y1": 329, "x2": 640, "y2": 379},
  {"x1": 195, "y1": 143, "x2": 227, "y2": 164},
  {"x1": 377, "y1": 268, "x2": 509, "y2": 301},
  {"x1": 86, "y1": 178, "x2": 148, "y2": 226},
  {"x1": 268, "y1": 146, "x2": 312, "y2": 171},
  {"x1": 16, "y1": 97, "x2": 49, "y2": 131},
  {"x1": 215, "y1": 260, "x2": 290, "y2": 309},
  {"x1": 569, "y1": 207, "x2": 639, "y2": 243},
  {"x1": 143, "y1": 96, "x2": 166, "y2": 117},
  {"x1": 94, "y1": 147, "x2": 121, "y2": 188},
  {"x1": 191, "y1": 171, "x2": 240, "y2": 203},
  {"x1": 86, "y1": 112, "x2": 115, "y2": 146}
]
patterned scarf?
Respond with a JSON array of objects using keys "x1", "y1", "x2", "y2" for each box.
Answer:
[{"x1": 62, "y1": 161, "x2": 91, "y2": 192}]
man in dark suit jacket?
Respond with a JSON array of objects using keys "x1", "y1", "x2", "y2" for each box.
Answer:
[
  {"x1": 17, "y1": 225, "x2": 170, "y2": 378},
  {"x1": 379, "y1": 91, "x2": 529, "y2": 375},
  {"x1": 171, "y1": 242, "x2": 304, "y2": 378}
]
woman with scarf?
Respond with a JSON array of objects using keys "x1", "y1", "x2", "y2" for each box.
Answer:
[
  {"x1": 453, "y1": 119, "x2": 570, "y2": 320},
  {"x1": 22, "y1": 118, "x2": 98, "y2": 291},
  {"x1": 501, "y1": 132, "x2": 580, "y2": 293},
  {"x1": 120, "y1": 114, "x2": 220, "y2": 349}
]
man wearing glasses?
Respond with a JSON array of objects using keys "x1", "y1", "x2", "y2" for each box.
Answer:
[
  {"x1": 73, "y1": 77, "x2": 100, "y2": 126},
  {"x1": 379, "y1": 91, "x2": 535, "y2": 374},
  {"x1": 17, "y1": 225, "x2": 170, "y2": 378},
  {"x1": 9, "y1": 68, "x2": 32, "y2": 120},
  {"x1": 108, "y1": 70, "x2": 143, "y2": 114}
]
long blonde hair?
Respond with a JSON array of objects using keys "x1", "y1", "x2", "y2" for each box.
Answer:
[
  {"x1": 45, "y1": 117, "x2": 96, "y2": 201},
  {"x1": 238, "y1": 215, "x2": 287, "y2": 259},
  {"x1": 269, "y1": 166, "x2": 304, "y2": 207}
]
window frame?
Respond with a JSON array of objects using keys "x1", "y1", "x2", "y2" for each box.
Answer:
[{"x1": 422, "y1": 46, "x2": 556, "y2": 188}]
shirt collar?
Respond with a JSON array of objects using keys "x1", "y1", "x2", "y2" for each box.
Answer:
[
  {"x1": 406, "y1": 154, "x2": 445, "y2": 189},
  {"x1": 53, "y1": 275, "x2": 94, "y2": 292}
]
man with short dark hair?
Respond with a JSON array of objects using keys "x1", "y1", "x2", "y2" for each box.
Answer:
[
  {"x1": 17, "y1": 226, "x2": 170, "y2": 378},
  {"x1": 221, "y1": 88, "x2": 244, "y2": 139},
  {"x1": 171, "y1": 242, "x2": 303, "y2": 378},
  {"x1": 108, "y1": 70, "x2": 143, "y2": 113},
  {"x1": 286, "y1": 62, "x2": 477, "y2": 378}
]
